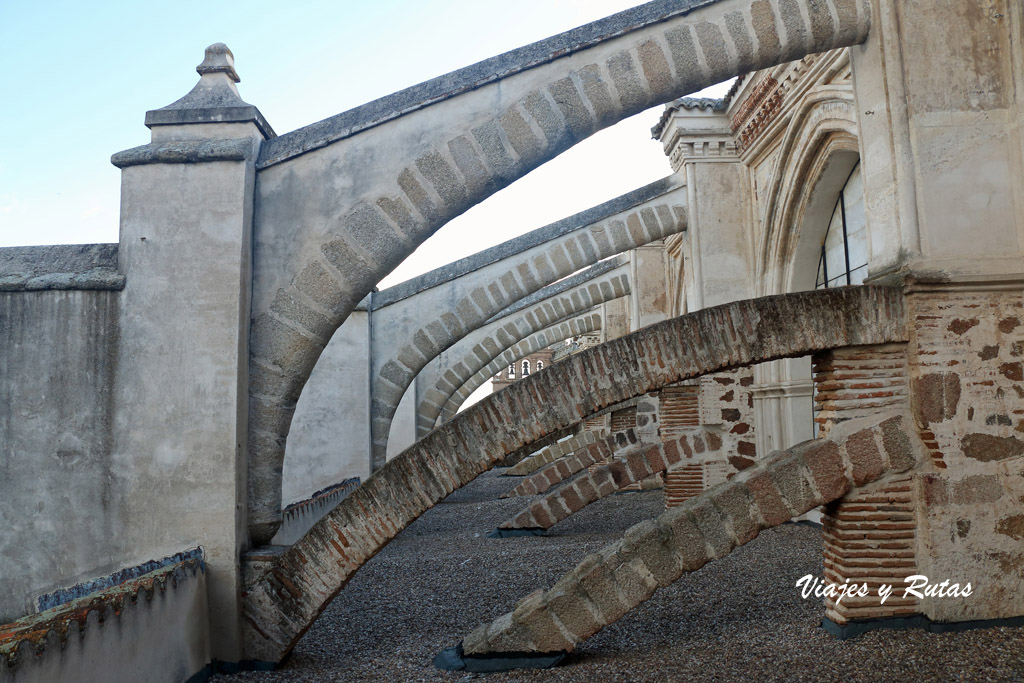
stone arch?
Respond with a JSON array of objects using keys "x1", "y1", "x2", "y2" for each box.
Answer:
[
  {"x1": 437, "y1": 312, "x2": 604, "y2": 426},
  {"x1": 456, "y1": 409, "x2": 925, "y2": 665},
  {"x1": 497, "y1": 430, "x2": 723, "y2": 534},
  {"x1": 415, "y1": 268, "x2": 629, "y2": 435},
  {"x1": 241, "y1": 286, "x2": 905, "y2": 663},
  {"x1": 245, "y1": 0, "x2": 873, "y2": 543},
  {"x1": 749, "y1": 84, "x2": 859, "y2": 455},
  {"x1": 385, "y1": 256, "x2": 629, "y2": 455},
  {"x1": 503, "y1": 429, "x2": 643, "y2": 490},
  {"x1": 755, "y1": 86, "x2": 860, "y2": 296},
  {"x1": 370, "y1": 195, "x2": 683, "y2": 468}
]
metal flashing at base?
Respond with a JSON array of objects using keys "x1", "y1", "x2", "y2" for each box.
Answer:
[
  {"x1": 433, "y1": 642, "x2": 566, "y2": 672},
  {"x1": 823, "y1": 614, "x2": 1024, "y2": 640}
]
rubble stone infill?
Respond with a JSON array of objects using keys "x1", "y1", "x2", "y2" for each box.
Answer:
[{"x1": 452, "y1": 410, "x2": 924, "y2": 666}]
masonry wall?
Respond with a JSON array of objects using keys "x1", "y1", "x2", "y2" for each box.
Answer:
[
  {"x1": 662, "y1": 367, "x2": 756, "y2": 507},
  {"x1": 284, "y1": 310, "x2": 372, "y2": 502},
  {"x1": 0, "y1": 290, "x2": 122, "y2": 623},
  {"x1": 908, "y1": 290, "x2": 1024, "y2": 623}
]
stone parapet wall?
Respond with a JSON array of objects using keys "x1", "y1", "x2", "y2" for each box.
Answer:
[
  {"x1": 272, "y1": 478, "x2": 361, "y2": 546},
  {"x1": 0, "y1": 552, "x2": 209, "y2": 683},
  {"x1": 0, "y1": 244, "x2": 124, "y2": 292}
]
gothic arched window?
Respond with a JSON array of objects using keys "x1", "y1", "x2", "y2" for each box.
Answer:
[
  {"x1": 522, "y1": 359, "x2": 531, "y2": 376},
  {"x1": 507, "y1": 364, "x2": 515, "y2": 379},
  {"x1": 815, "y1": 163, "x2": 867, "y2": 289}
]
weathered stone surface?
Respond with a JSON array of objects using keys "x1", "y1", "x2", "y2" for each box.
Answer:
[
  {"x1": 914, "y1": 372, "x2": 961, "y2": 426},
  {"x1": 961, "y1": 433, "x2": 1024, "y2": 462},
  {"x1": 844, "y1": 428, "x2": 885, "y2": 485}
]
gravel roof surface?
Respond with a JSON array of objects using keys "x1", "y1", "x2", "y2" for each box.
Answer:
[{"x1": 217, "y1": 469, "x2": 1024, "y2": 682}]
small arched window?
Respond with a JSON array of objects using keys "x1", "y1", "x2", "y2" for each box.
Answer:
[
  {"x1": 522, "y1": 359, "x2": 531, "y2": 376},
  {"x1": 537, "y1": 360, "x2": 544, "y2": 371},
  {"x1": 508, "y1": 364, "x2": 515, "y2": 379}
]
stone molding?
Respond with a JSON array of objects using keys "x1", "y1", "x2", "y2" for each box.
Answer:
[{"x1": 111, "y1": 137, "x2": 259, "y2": 169}]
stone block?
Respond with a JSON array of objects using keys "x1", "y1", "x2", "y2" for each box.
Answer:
[
  {"x1": 500, "y1": 107, "x2": 544, "y2": 166},
  {"x1": 559, "y1": 486, "x2": 584, "y2": 514},
  {"x1": 511, "y1": 593, "x2": 576, "y2": 653},
  {"x1": 626, "y1": 213, "x2": 646, "y2": 244},
  {"x1": 806, "y1": 0, "x2": 836, "y2": 47},
  {"x1": 397, "y1": 168, "x2": 439, "y2": 223},
  {"x1": 295, "y1": 257, "x2": 360, "y2": 315},
  {"x1": 472, "y1": 119, "x2": 517, "y2": 182},
  {"x1": 743, "y1": 470, "x2": 792, "y2": 527},
  {"x1": 914, "y1": 372, "x2": 961, "y2": 427},
  {"x1": 575, "y1": 478, "x2": 599, "y2": 505},
  {"x1": 845, "y1": 428, "x2": 885, "y2": 486},
  {"x1": 663, "y1": 25, "x2": 701, "y2": 88},
  {"x1": 482, "y1": 613, "x2": 535, "y2": 654},
  {"x1": 769, "y1": 454, "x2": 820, "y2": 515},
  {"x1": 802, "y1": 440, "x2": 850, "y2": 503},
  {"x1": 610, "y1": 556, "x2": 659, "y2": 606},
  {"x1": 547, "y1": 76, "x2": 593, "y2": 141},
  {"x1": 951, "y1": 475, "x2": 1004, "y2": 505},
  {"x1": 749, "y1": 0, "x2": 781, "y2": 64},
  {"x1": 626, "y1": 452, "x2": 653, "y2": 481},
  {"x1": 447, "y1": 135, "x2": 489, "y2": 197},
  {"x1": 778, "y1": 0, "x2": 809, "y2": 61},
  {"x1": 347, "y1": 203, "x2": 410, "y2": 268},
  {"x1": 250, "y1": 314, "x2": 325, "y2": 378},
  {"x1": 879, "y1": 416, "x2": 919, "y2": 471},
  {"x1": 710, "y1": 483, "x2": 759, "y2": 545},
  {"x1": 593, "y1": 469, "x2": 618, "y2": 498},
  {"x1": 530, "y1": 503, "x2": 555, "y2": 529},
  {"x1": 960, "y1": 433, "x2": 1024, "y2": 463},
  {"x1": 724, "y1": 11, "x2": 756, "y2": 74},
  {"x1": 608, "y1": 219, "x2": 632, "y2": 252},
  {"x1": 578, "y1": 64, "x2": 618, "y2": 128},
  {"x1": 609, "y1": 461, "x2": 631, "y2": 489},
  {"x1": 574, "y1": 557, "x2": 630, "y2": 626},
  {"x1": 687, "y1": 496, "x2": 733, "y2": 559},
  {"x1": 662, "y1": 508, "x2": 710, "y2": 571},
  {"x1": 663, "y1": 439, "x2": 683, "y2": 466},
  {"x1": 269, "y1": 286, "x2": 336, "y2": 344},
  {"x1": 522, "y1": 90, "x2": 567, "y2": 149},
  {"x1": 545, "y1": 584, "x2": 603, "y2": 642},
  {"x1": 547, "y1": 244, "x2": 573, "y2": 277},
  {"x1": 623, "y1": 519, "x2": 683, "y2": 587},
  {"x1": 637, "y1": 39, "x2": 675, "y2": 102},
  {"x1": 644, "y1": 445, "x2": 668, "y2": 474}
]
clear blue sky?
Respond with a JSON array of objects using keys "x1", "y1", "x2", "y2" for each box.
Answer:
[{"x1": 0, "y1": 0, "x2": 730, "y2": 285}]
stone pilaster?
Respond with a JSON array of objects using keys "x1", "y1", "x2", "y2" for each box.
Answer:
[{"x1": 111, "y1": 44, "x2": 273, "y2": 661}]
